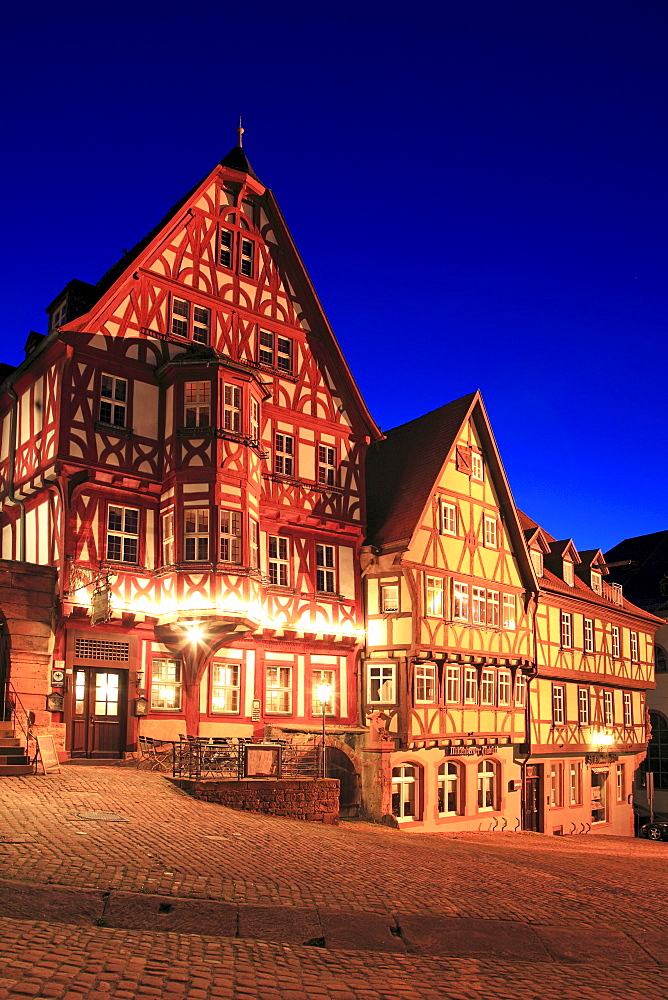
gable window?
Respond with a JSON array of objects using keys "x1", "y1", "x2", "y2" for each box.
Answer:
[
  {"x1": 275, "y1": 433, "x2": 294, "y2": 476},
  {"x1": 426, "y1": 576, "x2": 444, "y2": 617},
  {"x1": 381, "y1": 583, "x2": 399, "y2": 613},
  {"x1": 480, "y1": 669, "x2": 495, "y2": 705},
  {"x1": 220, "y1": 509, "x2": 242, "y2": 564},
  {"x1": 265, "y1": 666, "x2": 292, "y2": 714},
  {"x1": 318, "y1": 445, "x2": 336, "y2": 486},
  {"x1": 611, "y1": 625, "x2": 620, "y2": 658},
  {"x1": 219, "y1": 229, "x2": 233, "y2": 268},
  {"x1": 604, "y1": 690, "x2": 614, "y2": 726},
  {"x1": 211, "y1": 662, "x2": 240, "y2": 714},
  {"x1": 268, "y1": 536, "x2": 290, "y2": 586},
  {"x1": 487, "y1": 590, "x2": 500, "y2": 627},
  {"x1": 623, "y1": 691, "x2": 633, "y2": 727},
  {"x1": 446, "y1": 665, "x2": 460, "y2": 704},
  {"x1": 584, "y1": 618, "x2": 595, "y2": 653},
  {"x1": 223, "y1": 384, "x2": 242, "y2": 432},
  {"x1": 441, "y1": 502, "x2": 457, "y2": 535},
  {"x1": 240, "y1": 237, "x2": 254, "y2": 277},
  {"x1": 498, "y1": 671, "x2": 511, "y2": 706},
  {"x1": 184, "y1": 382, "x2": 211, "y2": 428},
  {"x1": 193, "y1": 306, "x2": 210, "y2": 344},
  {"x1": 171, "y1": 299, "x2": 210, "y2": 344},
  {"x1": 453, "y1": 581, "x2": 469, "y2": 621},
  {"x1": 151, "y1": 658, "x2": 181, "y2": 711},
  {"x1": 464, "y1": 667, "x2": 478, "y2": 704},
  {"x1": 162, "y1": 511, "x2": 174, "y2": 566},
  {"x1": 552, "y1": 684, "x2": 565, "y2": 725},
  {"x1": 483, "y1": 516, "x2": 498, "y2": 548},
  {"x1": 316, "y1": 544, "x2": 336, "y2": 593},
  {"x1": 630, "y1": 631, "x2": 639, "y2": 662},
  {"x1": 471, "y1": 452, "x2": 484, "y2": 481},
  {"x1": 171, "y1": 297, "x2": 189, "y2": 338},
  {"x1": 477, "y1": 760, "x2": 497, "y2": 811},
  {"x1": 249, "y1": 518, "x2": 259, "y2": 570},
  {"x1": 438, "y1": 762, "x2": 461, "y2": 815},
  {"x1": 563, "y1": 561, "x2": 574, "y2": 587},
  {"x1": 502, "y1": 594, "x2": 516, "y2": 630},
  {"x1": 106, "y1": 505, "x2": 138, "y2": 563},
  {"x1": 530, "y1": 549, "x2": 544, "y2": 576},
  {"x1": 514, "y1": 672, "x2": 527, "y2": 708},
  {"x1": 560, "y1": 612, "x2": 573, "y2": 649},
  {"x1": 311, "y1": 669, "x2": 336, "y2": 716},
  {"x1": 368, "y1": 664, "x2": 396, "y2": 704},
  {"x1": 99, "y1": 374, "x2": 127, "y2": 427},
  {"x1": 591, "y1": 571, "x2": 602, "y2": 595},
  {"x1": 184, "y1": 509, "x2": 209, "y2": 561},
  {"x1": 414, "y1": 663, "x2": 436, "y2": 704},
  {"x1": 578, "y1": 687, "x2": 590, "y2": 726},
  {"x1": 472, "y1": 587, "x2": 486, "y2": 625},
  {"x1": 259, "y1": 330, "x2": 294, "y2": 373}
]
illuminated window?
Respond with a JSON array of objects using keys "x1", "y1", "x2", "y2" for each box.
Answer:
[
  {"x1": 502, "y1": 594, "x2": 516, "y2": 629},
  {"x1": 220, "y1": 509, "x2": 242, "y2": 564},
  {"x1": 162, "y1": 511, "x2": 174, "y2": 566},
  {"x1": 381, "y1": 583, "x2": 399, "y2": 613},
  {"x1": 316, "y1": 544, "x2": 336, "y2": 593},
  {"x1": 604, "y1": 690, "x2": 614, "y2": 725},
  {"x1": 311, "y1": 669, "x2": 336, "y2": 716},
  {"x1": 480, "y1": 669, "x2": 495, "y2": 705},
  {"x1": 151, "y1": 659, "x2": 181, "y2": 711},
  {"x1": 265, "y1": 666, "x2": 292, "y2": 714},
  {"x1": 184, "y1": 381, "x2": 210, "y2": 428},
  {"x1": 498, "y1": 671, "x2": 511, "y2": 706},
  {"x1": 99, "y1": 374, "x2": 127, "y2": 427},
  {"x1": 584, "y1": 618, "x2": 595, "y2": 653},
  {"x1": 483, "y1": 516, "x2": 497, "y2": 548},
  {"x1": 446, "y1": 665, "x2": 460, "y2": 704},
  {"x1": 318, "y1": 445, "x2": 336, "y2": 486},
  {"x1": 441, "y1": 502, "x2": 457, "y2": 535},
  {"x1": 464, "y1": 667, "x2": 478, "y2": 704},
  {"x1": 211, "y1": 663, "x2": 240, "y2": 714},
  {"x1": 392, "y1": 765, "x2": 420, "y2": 820},
  {"x1": 414, "y1": 663, "x2": 436, "y2": 704},
  {"x1": 275, "y1": 433, "x2": 294, "y2": 476},
  {"x1": 560, "y1": 611, "x2": 572, "y2": 649},
  {"x1": 426, "y1": 577, "x2": 444, "y2": 617},
  {"x1": 471, "y1": 452, "x2": 484, "y2": 481},
  {"x1": 268, "y1": 536, "x2": 290, "y2": 586},
  {"x1": 472, "y1": 587, "x2": 486, "y2": 625},
  {"x1": 477, "y1": 760, "x2": 496, "y2": 810},
  {"x1": 106, "y1": 505, "x2": 138, "y2": 563},
  {"x1": 438, "y1": 762, "x2": 461, "y2": 815},
  {"x1": 184, "y1": 509, "x2": 209, "y2": 561},
  {"x1": 487, "y1": 590, "x2": 500, "y2": 626},
  {"x1": 611, "y1": 625, "x2": 620, "y2": 658},
  {"x1": 453, "y1": 581, "x2": 469, "y2": 620},
  {"x1": 223, "y1": 384, "x2": 242, "y2": 432},
  {"x1": 623, "y1": 691, "x2": 633, "y2": 727},
  {"x1": 578, "y1": 687, "x2": 590, "y2": 726},
  {"x1": 367, "y1": 664, "x2": 396, "y2": 704},
  {"x1": 552, "y1": 684, "x2": 565, "y2": 725}
]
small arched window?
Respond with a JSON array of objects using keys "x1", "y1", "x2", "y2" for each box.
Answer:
[
  {"x1": 438, "y1": 761, "x2": 461, "y2": 815},
  {"x1": 392, "y1": 764, "x2": 421, "y2": 820},
  {"x1": 477, "y1": 759, "x2": 498, "y2": 811}
]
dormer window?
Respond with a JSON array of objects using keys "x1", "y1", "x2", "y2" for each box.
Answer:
[
  {"x1": 591, "y1": 571, "x2": 602, "y2": 595},
  {"x1": 530, "y1": 549, "x2": 543, "y2": 576},
  {"x1": 471, "y1": 452, "x2": 484, "y2": 481},
  {"x1": 51, "y1": 299, "x2": 68, "y2": 332},
  {"x1": 563, "y1": 561, "x2": 574, "y2": 587}
]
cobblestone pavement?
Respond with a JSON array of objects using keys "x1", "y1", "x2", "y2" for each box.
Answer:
[{"x1": 0, "y1": 766, "x2": 666, "y2": 999}]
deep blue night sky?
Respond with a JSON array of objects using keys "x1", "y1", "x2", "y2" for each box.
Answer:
[{"x1": 1, "y1": 1, "x2": 666, "y2": 552}]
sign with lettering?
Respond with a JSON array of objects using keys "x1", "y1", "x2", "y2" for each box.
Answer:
[
  {"x1": 36, "y1": 735, "x2": 61, "y2": 774},
  {"x1": 251, "y1": 699, "x2": 261, "y2": 722},
  {"x1": 445, "y1": 744, "x2": 498, "y2": 758},
  {"x1": 91, "y1": 584, "x2": 111, "y2": 626},
  {"x1": 585, "y1": 753, "x2": 618, "y2": 765}
]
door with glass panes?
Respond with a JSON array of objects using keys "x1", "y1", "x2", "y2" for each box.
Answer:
[{"x1": 70, "y1": 668, "x2": 127, "y2": 758}]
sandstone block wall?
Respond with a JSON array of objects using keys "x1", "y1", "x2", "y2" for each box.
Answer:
[{"x1": 172, "y1": 778, "x2": 340, "y2": 824}]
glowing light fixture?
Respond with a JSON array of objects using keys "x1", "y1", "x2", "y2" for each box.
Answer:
[{"x1": 185, "y1": 623, "x2": 204, "y2": 643}]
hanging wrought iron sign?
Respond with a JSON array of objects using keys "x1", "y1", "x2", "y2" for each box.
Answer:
[{"x1": 90, "y1": 583, "x2": 112, "y2": 625}]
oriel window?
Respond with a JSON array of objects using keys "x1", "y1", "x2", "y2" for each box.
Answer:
[
  {"x1": 223, "y1": 384, "x2": 242, "y2": 432},
  {"x1": 184, "y1": 382, "x2": 210, "y2": 428},
  {"x1": 106, "y1": 505, "x2": 138, "y2": 563},
  {"x1": 220, "y1": 509, "x2": 242, "y2": 564},
  {"x1": 184, "y1": 509, "x2": 209, "y2": 561}
]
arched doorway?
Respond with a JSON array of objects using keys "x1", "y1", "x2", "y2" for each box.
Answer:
[{"x1": 327, "y1": 747, "x2": 360, "y2": 817}]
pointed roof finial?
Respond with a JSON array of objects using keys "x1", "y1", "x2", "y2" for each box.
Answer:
[{"x1": 237, "y1": 116, "x2": 244, "y2": 148}]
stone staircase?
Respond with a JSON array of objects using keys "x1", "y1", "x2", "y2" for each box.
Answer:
[{"x1": 0, "y1": 721, "x2": 33, "y2": 776}]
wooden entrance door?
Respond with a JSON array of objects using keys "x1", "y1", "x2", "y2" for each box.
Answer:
[
  {"x1": 71, "y1": 668, "x2": 127, "y2": 759},
  {"x1": 523, "y1": 764, "x2": 542, "y2": 832}
]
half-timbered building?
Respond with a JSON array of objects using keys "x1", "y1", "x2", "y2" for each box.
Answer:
[{"x1": 0, "y1": 141, "x2": 380, "y2": 801}]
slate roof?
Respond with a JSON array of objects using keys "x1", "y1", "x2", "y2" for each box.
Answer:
[
  {"x1": 365, "y1": 392, "x2": 477, "y2": 548},
  {"x1": 604, "y1": 531, "x2": 668, "y2": 616}
]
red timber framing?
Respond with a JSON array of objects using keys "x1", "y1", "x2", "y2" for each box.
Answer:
[{"x1": 0, "y1": 144, "x2": 380, "y2": 796}]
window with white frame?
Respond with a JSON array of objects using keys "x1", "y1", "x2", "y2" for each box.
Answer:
[
  {"x1": 611, "y1": 625, "x2": 620, "y2": 658},
  {"x1": 616, "y1": 762, "x2": 625, "y2": 802},
  {"x1": 530, "y1": 549, "x2": 543, "y2": 576},
  {"x1": 477, "y1": 760, "x2": 496, "y2": 810},
  {"x1": 560, "y1": 611, "x2": 573, "y2": 649},
  {"x1": 171, "y1": 298, "x2": 210, "y2": 344},
  {"x1": 193, "y1": 305, "x2": 210, "y2": 344},
  {"x1": 563, "y1": 561, "x2": 574, "y2": 587},
  {"x1": 106, "y1": 506, "x2": 139, "y2": 563},
  {"x1": 184, "y1": 509, "x2": 209, "y2": 561},
  {"x1": 471, "y1": 452, "x2": 484, "y2": 481},
  {"x1": 311, "y1": 668, "x2": 336, "y2": 716},
  {"x1": 426, "y1": 576, "x2": 444, "y2": 617},
  {"x1": 487, "y1": 590, "x2": 500, "y2": 627},
  {"x1": 367, "y1": 664, "x2": 396, "y2": 704},
  {"x1": 171, "y1": 297, "x2": 189, "y2": 337},
  {"x1": 259, "y1": 330, "x2": 294, "y2": 373},
  {"x1": 453, "y1": 581, "x2": 469, "y2": 620},
  {"x1": 441, "y1": 502, "x2": 457, "y2": 535},
  {"x1": 584, "y1": 618, "x2": 595, "y2": 653},
  {"x1": 630, "y1": 631, "x2": 639, "y2": 662},
  {"x1": 446, "y1": 665, "x2": 460, "y2": 704},
  {"x1": 464, "y1": 667, "x2": 478, "y2": 704},
  {"x1": 274, "y1": 433, "x2": 294, "y2": 476},
  {"x1": 591, "y1": 571, "x2": 602, "y2": 594},
  {"x1": 578, "y1": 687, "x2": 590, "y2": 726},
  {"x1": 502, "y1": 593, "x2": 516, "y2": 629},
  {"x1": 220, "y1": 509, "x2": 242, "y2": 564},
  {"x1": 472, "y1": 587, "x2": 486, "y2": 625},
  {"x1": 99, "y1": 374, "x2": 127, "y2": 427},
  {"x1": 480, "y1": 669, "x2": 495, "y2": 705},
  {"x1": 318, "y1": 445, "x2": 336, "y2": 486},
  {"x1": 604, "y1": 690, "x2": 614, "y2": 726},
  {"x1": 438, "y1": 762, "x2": 461, "y2": 815},
  {"x1": 498, "y1": 671, "x2": 511, "y2": 706},
  {"x1": 268, "y1": 536, "x2": 290, "y2": 586},
  {"x1": 569, "y1": 761, "x2": 582, "y2": 805},
  {"x1": 219, "y1": 228, "x2": 233, "y2": 268},
  {"x1": 184, "y1": 381, "x2": 211, "y2": 428},
  {"x1": 483, "y1": 516, "x2": 498, "y2": 548},
  {"x1": 162, "y1": 511, "x2": 174, "y2": 566},
  {"x1": 552, "y1": 684, "x2": 565, "y2": 725},
  {"x1": 381, "y1": 583, "x2": 399, "y2": 613},
  {"x1": 240, "y1": 237, "x2": 254, "y2": 277},
  {"x1": 514, "y1": 672, "x2": 527, "y2": 707},
  {"x1": 265, "y1": 666, "x2": 292, "y2": 714},
  {"x1": 151, "y1": 659, "x2": 181, "y2": 710},
  {"x1": 414, "y1": 663, "x2": 436, "y2": 704},
  {"x1": 316, "y1": 544, "x2": 336, "y2": 593},
  {"x1": 249, "y1": 518, "x2": 259, "y2": 570},
  {"x1": 211, "y1": 662, "x2": 240, "y2": 714},
  {"x1": 623, "y1": 691, "x2": 633, "y2": 727},
  {"x1": 392, "y1": 765, "x2": 419, "y2": 820},
  {"x1": 223, "y1": 384, "x2": 242, "y2": 433},
  {"x1": 548, "y1": 762, "x2": 564, "y2": 808}
]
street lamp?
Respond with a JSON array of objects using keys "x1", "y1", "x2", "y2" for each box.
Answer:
[{"x1": 315, "y1": 682, "x2": 333, "y2": 779}]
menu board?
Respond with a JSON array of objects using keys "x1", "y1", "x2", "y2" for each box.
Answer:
[{"x1": 36, "y1": 735, "x2": 61, "y2": 774}]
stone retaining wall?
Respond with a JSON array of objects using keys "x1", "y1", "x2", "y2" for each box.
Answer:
[{"x1": 172, "y1": 777, "x2": 340, "y2": 823}]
